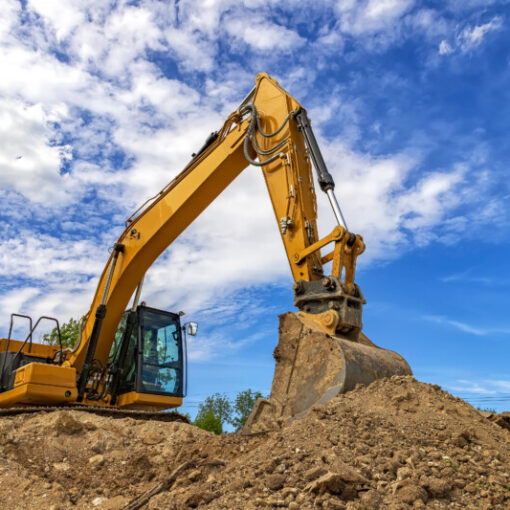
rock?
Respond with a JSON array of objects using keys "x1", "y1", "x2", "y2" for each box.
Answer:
[
  {"x1": 396, "y1": 484, "x2": 428, "y2": 505},
  {"x1": 88, "y1": 454, "x2": 105, "y2": 466},
  {"x1": 92, "y1": 497, "x2": 106, "y2": 507},
  {"x1": 306, "y1": 472, "x2": 364, "y2": 495},
  {"x1": 340, "y1": 485, "x2": 357, "y2": 501},
  {"x1": 276, "y1": 463, "x2": 286, "y2": 473},
  {"x1": 266, "y1": 473, "x2": 286, "y2": 490},
  {"x1": 187, "y1": 469, "x2": 202, "y2": 482},
  {"x1": 396, "y1": 466, "x2": 412, "y2": 480},
  {"x1": 90, "y1": 439, "x2": 106, "y2": 454},
  {"x1": 332, "y1": 463, "x2": 368, "y2": 484},
  {"x1": 359, "y1": 489, "x2": 382, "y2": 509},
  {"x1": 464, "y1": 482, "x2": 477, "y2": 494},
  {"x1": 228, "y1": 478, "x2": 252, "y2": 490},
  {"x1": 142, "y1": 431, "x2": 164, "y2": 445},
  {"x1": 281, "y1": 487, "x2": 298, "y2": 498},
  {"x1": 425, "y1": 477, "x2": 451, "y2": 497},
  {"x1": 54, "y1": 413, "x2": 83, "y2": 435},
  {"x1": 453, "y1": 430, "x2": 471, "y2": 447},
  {"x1": 183, "y1": 490, "x2": 218, "y2": 508},
  {"x1": 100, "y1": 496, "x2": 130, "y2": 510},
  {"x1": 52, "y1": 462, "x2": 70, "y2": 472},
  {"x1": 304, "y1": 466, "x2": 328, "y2": 481}
]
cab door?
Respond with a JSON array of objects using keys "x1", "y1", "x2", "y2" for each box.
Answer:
[{"x1": 136, "y1": 306, "x2": 185, "y2": 397}]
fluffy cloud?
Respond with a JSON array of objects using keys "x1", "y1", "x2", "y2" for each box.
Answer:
[
  {"x1": 439, "y1": 16, "x2": 503, "y2": 55},
  {"x1": 0, "y1": 98, "x2": 73, "y2": 203},
  {"x1": 225, "y1": 17, "x2": 305, "y2": 52},
  {"x1": 336, "y1": 0, "x2": 415, "y2": 36}
]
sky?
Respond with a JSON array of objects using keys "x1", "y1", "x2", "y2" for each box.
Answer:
[{"x1": 0, "y1": 0, "x2": 509, "y2": 415}]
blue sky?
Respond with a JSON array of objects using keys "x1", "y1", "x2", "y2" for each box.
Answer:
[{"x1": 0, "y1": 0, "x2": 509, "y2": 415}]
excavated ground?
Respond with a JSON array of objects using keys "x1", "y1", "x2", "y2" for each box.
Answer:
[{"x1": 0, "y1": 376, "x2": 509, "y2": 509}]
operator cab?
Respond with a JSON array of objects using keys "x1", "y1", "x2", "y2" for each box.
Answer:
[
  {"x1": 109, "y1": 304, "x2": 195, "y2": 401},
  {"x1": 0, "y1": 304, "x2": 195, "y2": 409}
]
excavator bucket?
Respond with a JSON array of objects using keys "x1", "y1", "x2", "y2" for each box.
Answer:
[{"x1": 242, "y1": 312, "x2": 411, "y2": 434}]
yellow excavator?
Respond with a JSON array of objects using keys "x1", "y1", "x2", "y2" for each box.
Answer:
[{"x1": 0, "y1": 73, "x2": 411, "y2": 427}]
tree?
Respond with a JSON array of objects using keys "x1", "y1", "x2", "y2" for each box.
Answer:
[
  {"x1": 194, "y1": 409, "x2": 222, "y2": 435},
  {"x1": 42, "y1": 317, "x2": 80, "y2": 349},
  {"x1": 193, "y1": 389, "x2": 264, "y2": 434},
  {"x1": 193, "y1": 393, "x2": 232, "y2": 434},
  {"x1": 231, "y1": 389, "x2": 263, "y2": 432},
  {"x1": 476, "y1": 407, "x2": 497, "y2": 414}
]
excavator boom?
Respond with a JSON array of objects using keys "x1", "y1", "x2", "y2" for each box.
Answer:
[{"x1": 0, "y1": 73, "x2": 411, "y2": 420}]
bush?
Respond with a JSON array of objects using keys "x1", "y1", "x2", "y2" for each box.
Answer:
[{"x1": 194, "y1": 408, "x2": 223, "y2": 435}]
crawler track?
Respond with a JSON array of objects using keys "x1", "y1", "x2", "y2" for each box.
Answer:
[{"x1": 0, "y1": 405, "x2": 190, "y2": 423}]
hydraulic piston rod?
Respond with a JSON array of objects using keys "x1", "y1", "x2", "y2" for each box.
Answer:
[
  {"x1": 295, "y1": 109, "x2": 349, "y2": 230},
  {"x1": 326, "y1": 188, "x2": 349, "y2": 230}
]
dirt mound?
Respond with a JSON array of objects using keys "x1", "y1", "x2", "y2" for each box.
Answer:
[{"x1": 0, "y1": 377, "x2": 508, "y2": 509}]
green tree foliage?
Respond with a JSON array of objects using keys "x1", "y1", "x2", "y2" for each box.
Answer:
[
  {"x1": 193, "y1": 393, "x2": 232, "y2": 434},
  {"x1": 194, "y1": 408, "x2": 222, "y2": 435},
  {"x1": 193, "y1": 389, "x2": 264, "y2": 434},
  {"x1": 476, "y1": 407, "x2": 497, "y2": 414},
  {"x1": 42, "y1": 317, "x2": 80, "y2": 349},
  {"x1": 231, "y1": 389, "x2": 263, "y2": 432}
]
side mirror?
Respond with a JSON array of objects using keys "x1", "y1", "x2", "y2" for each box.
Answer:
[{"x1": 187, "y1": 322, "x2": 198, "y2": 336}]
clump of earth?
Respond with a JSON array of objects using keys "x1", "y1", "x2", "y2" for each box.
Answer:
[{"x1": 0, "y1": 376, "x2": 508, "y2": 509}]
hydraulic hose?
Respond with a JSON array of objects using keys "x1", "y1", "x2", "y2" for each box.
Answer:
[{"x1": 239, "y1": 104, "x2": 297, "y2": 167}]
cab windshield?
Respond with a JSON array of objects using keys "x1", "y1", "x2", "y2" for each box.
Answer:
[{"x1": 139, "y1": 308, "x2": 183, "y2": 396}]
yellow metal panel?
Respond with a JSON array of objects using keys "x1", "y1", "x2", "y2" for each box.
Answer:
[
  {"x1": 116, "y1": 391, "x2": 182, "y2": 410},
  {"x1": 253, "y1": 73, "x2": 321, "y2": 282},
  {"x1": 0, "y1": 364, "x2": 77, "y2": 407},
  {"x1": 0, "y1": 338, "x2": 60, "y2": 358},
  {"x1": 13, "y1": 363, "x2": 76, "y2": 388},
  {"x1": 0, "y1": 384, "x2": 77, "y2": 408}
]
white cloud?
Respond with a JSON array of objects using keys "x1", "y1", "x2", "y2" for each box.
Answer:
[
  {"x1": 0, "y1": 287, "x2": 40, "y2": 319},
  {"x1": 458, "y1": 16, "x2": 503, "y2": 50},
  {"x1": 186, "y1": 323, "x2": 272, "y2": 362},
  {"x1": 409, "y1": 8, "x2": 450, "y2": 39},
  {"x1": 313, "y1": 140, "x2": 482, "y2": 262},
  {"x1": 488, "y1": 380, "x2": 510, "y2": 392},
  {"x1": 27, "y1": 0, "x2": 86, "y2": 41},
  {"x1": 336, "y1": 0, "x2": 415, "y2": 36},
  {"x1": 448, "y1": 380, "x2": 497, "y2": 395},
  {"x1": 0, "y1": 233, "x2": 106, "y2": 281},
  {"x1": 439, "y1": 40, "x2": 453, "y2": 54},
  {"x1": 439, "y1": 16, "x2": 503, "y2": 55},
  {"x1": 441, "y1": 269, "x2": 510, "y2": 287},
  {"x1": 424, "y1": 314, "x2": 510, "y2": 337},
  {"x1": 0, "y1": 98, "x2": 73, "y2": 203},
  {"x1": 225, "y1": 17, "x2": 305, "y2": 51},
  {"x1": 446, "y1": 378, "x2": 510, "y2": 400}
]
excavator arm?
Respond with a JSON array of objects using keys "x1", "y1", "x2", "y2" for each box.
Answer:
[
  {"x1": 70, "y1": 73, "x2": 365, "y2": 383},
  {"x1": 0, "y1": 73, "x2": 410, "y2": 415}
]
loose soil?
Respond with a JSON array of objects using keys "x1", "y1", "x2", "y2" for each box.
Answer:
[{"x1": 0, "y1": 376, "x2": 508, "y2": 509}]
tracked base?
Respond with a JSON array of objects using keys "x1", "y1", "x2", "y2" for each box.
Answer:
[
  {"x1": 242, "y1": 312, "x2": 411, "y2": 434},
  {"x1": 0, "y1": 405, "x2": 190, "y2": 423}
]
